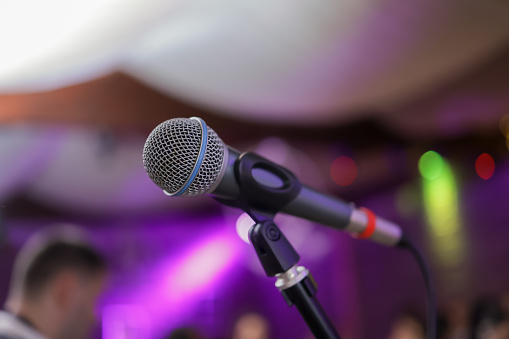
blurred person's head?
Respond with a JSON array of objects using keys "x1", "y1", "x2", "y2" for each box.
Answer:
[
  {"x1": 232, "y1": 313, "x2": 269, "y2": 339},
  {"x1": 491, "y1": 320, "x2": 509, "y2": 339},
  {"x1": 388, "y1": 312, "x2": 425, "y2": 339},
  {"x1": 441, "y1": 299, "x2": 470, "y2": 339},
  {"x1": 471, "y1": 297, "x2": 504, "y2": 339},
  {"x1": 500, "y1": 289, "x2": 509, "y2": 316},
  {"x1": 446, "y1": 299, "x2": 470, "y2": 326},
  {"x1": 165, "y1": 326, "x2": 205, "y2": 339},
  {"x1": 4, "y1": 225, "x2": 107, "y2": 339}
]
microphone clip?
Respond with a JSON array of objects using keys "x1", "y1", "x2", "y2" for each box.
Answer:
[{"x1": 214, "y1": 151, "x2": 302, "y2": 223}]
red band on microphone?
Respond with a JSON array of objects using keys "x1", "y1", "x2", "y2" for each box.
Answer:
[{"x1": 354, "y1": 207, "x2": 376, "y2": 239}]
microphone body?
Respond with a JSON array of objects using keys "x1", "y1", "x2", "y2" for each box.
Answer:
[
  {"x1": 143, "y1": 117, "x2": 403, "y2": 247},
  {"x1": 212, "y1": 147, "x2": 402, "y2": 247}
]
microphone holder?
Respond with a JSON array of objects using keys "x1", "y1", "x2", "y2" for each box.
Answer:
[
  {"x1": 249, "y1": 219, "x2": 341, "y2": 339},
  {"x1": 215, "y1": 152, "x2": 341, "y2": 339}
]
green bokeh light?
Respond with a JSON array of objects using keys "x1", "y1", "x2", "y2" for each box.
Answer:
[
  {"x1": 422, "y1": 159, "x2": 465, "y2": 267},
  {"x1": 418, "y1": 151, "x2": 444, "y2": 180}
]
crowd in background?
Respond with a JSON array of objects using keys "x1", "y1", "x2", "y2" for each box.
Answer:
[
  {"x1": 386, "y1": 292, "x2": 509, "y2": 339},
  {"x1": 2, "y1": 224, "x2": 508, "y2": 339},
  {"x1": 165, "y1": 292, "x2": 509, "y2": 339}
]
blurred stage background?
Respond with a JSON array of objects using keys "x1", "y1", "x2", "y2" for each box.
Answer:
[{"x1": 1, "y1": 0, "x2": 509, "y2": 338}]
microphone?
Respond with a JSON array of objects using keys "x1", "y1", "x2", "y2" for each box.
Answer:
[{"x1": 143, "y1": 117, "x2": 403, "y2": 247}]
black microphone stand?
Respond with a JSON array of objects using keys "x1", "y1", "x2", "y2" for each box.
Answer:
[
  {"x1": 215, "y1": 152, "x2": 341, "y2": 339},
  {"x1": 249, "y1": 219, "x2": 341, "y2": 339}
]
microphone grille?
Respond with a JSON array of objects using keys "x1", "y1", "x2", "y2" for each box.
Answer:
[{"x1": 143, "y1": 118, "x2": 225, "y2": 196}]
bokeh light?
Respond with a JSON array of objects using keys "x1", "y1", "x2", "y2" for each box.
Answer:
[
  {"x1": 330, "y1": 156, "x2": 357, "y2": 186},
  {"x1": 418, "y1": 151, "x2": 444, "y2": 180},
  {"x1": 475, "y1": 153, "x2": 495, "y2": 180},
  {"x1": 422, "y1": 158, "x2": 466, "y2": 266}
]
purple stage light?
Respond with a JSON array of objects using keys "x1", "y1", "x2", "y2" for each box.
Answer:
[
  {"x1": 165, "y1": 235, "x2": 238, "y2": 297},
  {"x1": 101, "y1": 225, "x2": 242, "y2": 339},
  {"x1": 103, "y1": 305, "x2": 151, "y2": 339}
]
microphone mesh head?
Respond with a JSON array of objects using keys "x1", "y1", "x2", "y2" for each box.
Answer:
[{"x1": 143, "y1": 118, "x2": 225, "y2": 196}]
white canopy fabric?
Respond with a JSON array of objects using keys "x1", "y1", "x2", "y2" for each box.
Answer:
[{"x1": 1, "y1": 0, "x2": 509, "y2": 124}]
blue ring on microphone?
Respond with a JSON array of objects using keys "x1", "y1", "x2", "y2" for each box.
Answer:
[{"x1": 173, "y1": 117, "x2": 208, "y2": 196}]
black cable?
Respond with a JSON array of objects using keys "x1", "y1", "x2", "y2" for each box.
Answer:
[{"x1": 398, "y1": 235, "x2": 437, "y2": 339}]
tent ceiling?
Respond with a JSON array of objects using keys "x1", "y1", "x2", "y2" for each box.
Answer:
[
  {"x1": 1, "y1": 44, "x2": 508, "y2": 141},
  {"x1": 1, "y1": 0, "x2": 509, "y2": 126}
]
